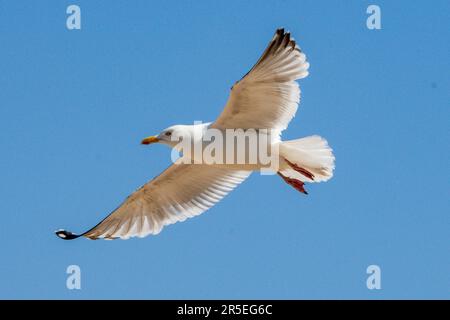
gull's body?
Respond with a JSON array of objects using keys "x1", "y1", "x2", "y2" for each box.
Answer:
[{"x1": 56, "y1": 29, "x2": 335, "y2": 240}]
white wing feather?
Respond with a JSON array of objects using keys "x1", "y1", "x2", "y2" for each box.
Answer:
[
  {"x1": 58, "y1": 163, "x2": 251, "y2": 240},
  {"x1": 212, "y1": 28, "x2": 309, "y2": 131}
]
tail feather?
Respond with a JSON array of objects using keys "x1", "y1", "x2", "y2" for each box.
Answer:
[{"x1": 278, "y1": 135, "x2": 335, "y2": 192}]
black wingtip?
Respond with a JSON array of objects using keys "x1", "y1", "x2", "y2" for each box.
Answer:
[{"x1": 55, "y1": 229, "x2": 81, "y2": 240}]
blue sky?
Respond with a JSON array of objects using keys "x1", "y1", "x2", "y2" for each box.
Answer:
[{"x1": 0, "y1": 0, "x2": 448, "y2": 299}]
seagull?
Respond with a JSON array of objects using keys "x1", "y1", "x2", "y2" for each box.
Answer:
[{"x1": 56, "y1": 28, "x2": 335, "y2": 240}]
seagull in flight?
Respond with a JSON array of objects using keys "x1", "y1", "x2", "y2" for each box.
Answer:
[{"x1": 56, "y1": 28, "x2": 335, "y2": 240}]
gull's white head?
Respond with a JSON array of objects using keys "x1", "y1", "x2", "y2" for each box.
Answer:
[{"x1": 141, "y1": 123, "x2": 209, "y2": 148}]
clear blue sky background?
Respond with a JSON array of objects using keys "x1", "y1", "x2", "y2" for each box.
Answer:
[{"x1": 0, "y1": 0, "x2": 448, "y2": 299}]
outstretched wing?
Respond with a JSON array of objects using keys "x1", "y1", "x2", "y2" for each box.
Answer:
[
  {"x1": 56, "y1": 163, "x2": 251, "y2": 240},
  {"x1": 212, "y1": 28, "x2": 309, "y2": 131}
]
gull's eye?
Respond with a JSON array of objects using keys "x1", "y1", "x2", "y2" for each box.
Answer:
[{"x1": 165, "y1": 131, "x2": 172, "y2": 137}]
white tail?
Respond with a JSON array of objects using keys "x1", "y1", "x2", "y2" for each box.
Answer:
[{"x1": 278, "y1": 135, "x2": 335, "y2": 193}]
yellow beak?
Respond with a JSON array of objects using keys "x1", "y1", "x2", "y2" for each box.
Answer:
[{"x1": 141, "y1": 135, "x2": 159, "y2": 145}]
